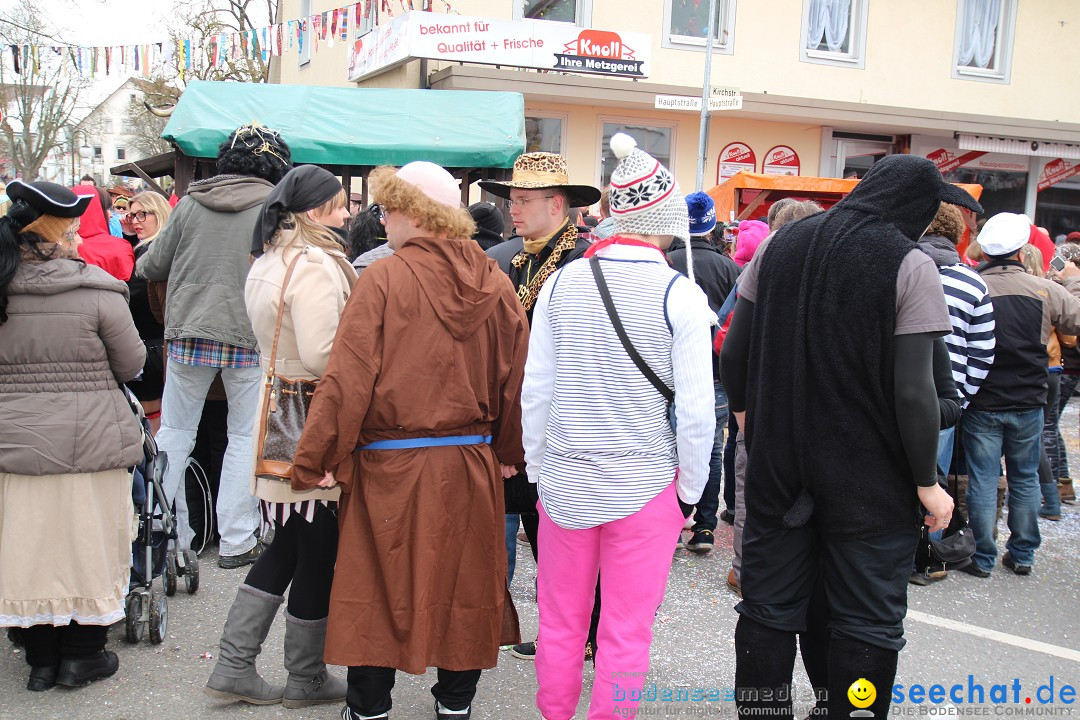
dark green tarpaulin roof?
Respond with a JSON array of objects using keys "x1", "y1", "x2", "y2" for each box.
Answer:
[{"x1": 162, "y1": 80, "x2": 525, "y2": 168}]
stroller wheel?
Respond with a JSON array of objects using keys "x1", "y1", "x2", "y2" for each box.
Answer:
[
  {"x1": 148, "y1": 588, "x2": 168, "y2": 644},
  {"x1": 164, "y1": 552, "x2": 178, "y2": 597},
  {"x1": 183, "y1": 550, "x2": 200, "y2": 595},
  {"x1": 124, "y1": 593, "x2": 144, "y2": 643}
]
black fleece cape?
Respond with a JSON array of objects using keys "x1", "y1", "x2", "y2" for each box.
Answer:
[{"x1": 742, "y1": 154, "x2": 982, "y2": 538}]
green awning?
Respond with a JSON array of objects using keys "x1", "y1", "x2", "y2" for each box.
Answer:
[{"x1": 162, "y1": 80, "x2": 525, "y2": 168}]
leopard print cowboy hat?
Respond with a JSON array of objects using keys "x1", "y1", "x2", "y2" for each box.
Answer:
[{"x1": 479, "y1": 152, "x2": 601, "y2": 208}]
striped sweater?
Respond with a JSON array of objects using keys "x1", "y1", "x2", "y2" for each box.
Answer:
[
  {"x1": 939, "y1": 263, "x2": 995, "y2": 404},
  {"x1": 521, "y1": 243, "x2": 716, "y2": 530}
]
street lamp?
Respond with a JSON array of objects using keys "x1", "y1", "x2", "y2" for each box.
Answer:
[{"x1": 78, "y1": 143, "x2": 92, "y2": 182}]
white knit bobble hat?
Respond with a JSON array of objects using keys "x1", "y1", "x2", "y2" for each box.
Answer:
[{"x1": 608, "y1": 133, "x2": 690, "y2": 243}]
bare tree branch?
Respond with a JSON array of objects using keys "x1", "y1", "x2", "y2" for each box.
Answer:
[{"x1": 0, "y1": 1, "x2": 91, "y2": 179}]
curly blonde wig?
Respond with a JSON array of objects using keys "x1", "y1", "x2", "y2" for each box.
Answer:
[
  {"x1": 369, "y1": 165, "x2": 475, "y2": 240},
  {"x1": 926, "y1": 203, "x2": 965, "y2": 245}
]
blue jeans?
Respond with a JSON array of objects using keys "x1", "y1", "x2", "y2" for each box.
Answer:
[
  {"x1": 961, "y1": 408, "x2": 1043, "y2": 570},
  {"x1": 936, "y1": 426, "x2": 955, "y2": 477},
  {"x1": 156, "y1": 361, "x2": 262, "y2": 556},
  {"x1": 505, "y1": 514, "x2": 520, "y2": 587},
  {"x1": 692, "y1": 381, "x2": 729, "y2": 533}
]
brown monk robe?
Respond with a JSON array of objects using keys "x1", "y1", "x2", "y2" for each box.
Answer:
[{"x1": 291, "y1": 222, "x2": 528, "y2": 675}]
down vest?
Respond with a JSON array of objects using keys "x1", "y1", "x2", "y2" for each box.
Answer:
[{"x1": 0, "y1": 257, "x2": 146, "y2": 475}]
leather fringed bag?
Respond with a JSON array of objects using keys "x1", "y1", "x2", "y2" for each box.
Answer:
[{"x1": 254, "y1": 252, "x2": 315, "y2": 481}]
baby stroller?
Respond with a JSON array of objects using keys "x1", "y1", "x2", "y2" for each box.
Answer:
[{"x1": 124, "y1": 389, "x2": 200, "y2": 644}]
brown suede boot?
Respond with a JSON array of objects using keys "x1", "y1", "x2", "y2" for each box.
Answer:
[{"x1": 1060, "y1": 478, "x2": 1076, "y2": 505}]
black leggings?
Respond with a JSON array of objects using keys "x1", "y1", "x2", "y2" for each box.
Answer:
[
  {"x1": 347, "y1": 665, "x2": 481, "y2": 715},
  {"x1": 20, "y1": 623, "x2": 109, "y2": 668},
  {"x1": 244, "y1": 503, "x2": 338, "y2": 620}
]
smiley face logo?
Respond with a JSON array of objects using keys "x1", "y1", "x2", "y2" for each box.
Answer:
[{"x1": 847, "y1": 678, "x2": 876, "y2": 709}]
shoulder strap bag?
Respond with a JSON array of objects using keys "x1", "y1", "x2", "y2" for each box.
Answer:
[
  {"x1": 589, "y1": 256, "x2": 676, "y2": 429},
  {"x1": 254, "y1": 248, "x2": 355, "y2": 481}
]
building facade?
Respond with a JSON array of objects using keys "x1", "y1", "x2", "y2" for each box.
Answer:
[{"x1": 272, "y1": 0, "x2": 1080, "y2": 235}]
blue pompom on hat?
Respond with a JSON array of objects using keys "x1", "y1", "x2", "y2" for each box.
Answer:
[{"x1": 686, "y1": 191, "x2": 716, "y2": 236}]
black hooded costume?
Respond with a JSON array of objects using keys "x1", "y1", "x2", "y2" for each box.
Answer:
[{"x1": 719, "y1": 154, "x2": 983, "y2": 719}]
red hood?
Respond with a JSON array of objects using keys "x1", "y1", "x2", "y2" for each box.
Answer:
[
  {"x1": 71, "y1": 185, "x2": 109, "y2": 239},
  {"x1": 1028, "y1": 224, "x2": 1054, "y2": 273}
]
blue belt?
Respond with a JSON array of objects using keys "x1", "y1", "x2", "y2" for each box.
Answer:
[{"x1": 358, "y1": 434, "x2": 492, "y2": 451}]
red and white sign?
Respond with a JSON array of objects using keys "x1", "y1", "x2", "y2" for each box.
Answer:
[
  {"x1": 926, "y1": 148, "x2": 988, "y2": 174},
  {"x1": 1038, "y1": 158, "x2": 1080, "y2": 192},
  {"x1": 348, "y1": 12, "x2": 651, "y2": 82},
  {"x1": 762, "y1": 145, "x2": 800, "y2": 176},
  {"x1": 717, "y1": 142, "x2": 756, "y2": 182}
]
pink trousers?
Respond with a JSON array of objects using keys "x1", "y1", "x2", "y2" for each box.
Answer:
[{"x1": 535, "y1": 480, "x2": 685, "y2": 720}]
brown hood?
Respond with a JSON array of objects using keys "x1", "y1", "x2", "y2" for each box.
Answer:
[{"x1": 395, "y1": 235, "x2": 511, "y2": 341}]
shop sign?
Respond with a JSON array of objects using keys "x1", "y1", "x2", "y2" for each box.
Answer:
[
  {"x1": 1037, "y1": 158, "x2": 1080, "y2": 192},
  {"x1": 763, "y1": 145, "x2": 800, "y2": 176},
  {"x1": 717, "y1": 142, "x2": 756, "y2": 182},
  {"x1": 927, "y1": 148, "x2": 987, "y2": 174},
  {"x1": 348, "y1": 11, "x2": 651, "y2": 82}
]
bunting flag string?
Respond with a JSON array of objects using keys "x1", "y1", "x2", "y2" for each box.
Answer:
[{"x1": 1, "y1": 0, "x2": 459, "y2": 77}]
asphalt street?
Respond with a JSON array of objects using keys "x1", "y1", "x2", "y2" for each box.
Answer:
[{"x1": 4, "y1": 408, "x2": 1080, "y2": 720}]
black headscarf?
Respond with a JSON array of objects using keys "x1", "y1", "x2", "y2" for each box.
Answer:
[{"x1": 251, "y1": 165, "x2": 343, "y2": 256}]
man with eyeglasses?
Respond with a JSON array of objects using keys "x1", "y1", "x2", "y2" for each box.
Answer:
[{"x1": 480, "y1": 153, "x2": 600, "y2": 663}]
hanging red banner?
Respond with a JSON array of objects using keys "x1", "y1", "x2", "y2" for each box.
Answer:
[{"x1": 1038, "y1": 158, "x2": 1080, "y2": 192}]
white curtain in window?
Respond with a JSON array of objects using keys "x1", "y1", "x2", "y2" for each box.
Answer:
[
  {"x1": 956, "y1": 0, "x2": 1001, "y2": 68},
  {"x1": 806, "y1": 0, "x2": 851, "y2": 52}
]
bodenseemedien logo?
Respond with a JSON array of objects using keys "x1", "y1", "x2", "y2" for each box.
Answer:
[{"x1": 849, "y1": 678, "x2": 877, "y2": 717}]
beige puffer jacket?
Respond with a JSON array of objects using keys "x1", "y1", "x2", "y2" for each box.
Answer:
[{"x1": 0, "y1": 256, "x2": 146, "y2": 475}]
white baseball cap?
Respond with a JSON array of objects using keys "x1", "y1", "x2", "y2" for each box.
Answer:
[{"x1": 978, "y1": 212, "x2": 1030, "y2": 257}]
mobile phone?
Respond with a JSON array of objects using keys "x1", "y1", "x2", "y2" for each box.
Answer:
[{"x1": 1050, "y1": 256, "x2": 1067, "y2": 273}]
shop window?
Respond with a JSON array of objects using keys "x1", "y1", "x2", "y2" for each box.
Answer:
[
  {"x1": 664, "y1": 0, "x2": 736, "y2": 53},
  {"x1": 944, "y1": 167, "x2": 1027, "y2": 218},
  {"x1": 1035, "y1": 178, "x2": 1080, "y2": 242},
  {"x1": 357, "y1": 0, "x2": 376, "y2": 35},
  {"x1": 952, "y1": 0, "x2": 1016, "y2": 83},
  {"x1": 800, "y1": 0, "x2": 867, "y2": 68},
  {"x1": 525, "y1": 116, "x2": 564, "y2": 154},
  {"x1": 834, "y1": 137, "x2": 893, "y2": 178},
  {"x1": 299, "y1": 0, "x2": 312, "y2": 67},
  {"x1": 600, "y1": 121, "x2": 674, "y2": 187},
  {"x1": 516, "y1": 0, "x2": 591, "y2": 25}
]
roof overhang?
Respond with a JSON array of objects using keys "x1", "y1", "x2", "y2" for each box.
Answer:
[{"x1": 428, "y1": 65, "x2": 1080, "y2": 144}]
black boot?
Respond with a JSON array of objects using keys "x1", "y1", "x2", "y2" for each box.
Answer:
[
  {"x1": 826, "y1": 637, "x2": 898, "y2": 719},
  {"x1": 56, "y1": 623, "x2": 117, "y2": 688},
  {"x1": 735, "y1": 616, "x2": 797, "y2": 720}
]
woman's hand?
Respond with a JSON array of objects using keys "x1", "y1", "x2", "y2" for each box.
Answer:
[
  {"x1": 500, "y1": 464, "x2": 517, "y2": 479},
  {"x1": 317, "y1": 470, "x2": 338, "y2": 488}
]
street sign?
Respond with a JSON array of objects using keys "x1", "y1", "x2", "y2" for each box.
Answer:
[
  {"x1": 655, "y1": 94, "x2": 703, "y2": 111},
  {"x1": 709, "y1": 85, "x2": 743, "y2": 110},
  {"x1": 654, "y1": 94, "x2": 743, "y2": 112}
]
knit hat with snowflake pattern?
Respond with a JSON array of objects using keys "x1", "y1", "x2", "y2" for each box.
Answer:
[{"x1": 608, "y1": 133, "x2": 690, "y2": 243}]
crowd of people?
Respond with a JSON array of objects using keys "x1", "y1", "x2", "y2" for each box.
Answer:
[{"x1": 0, "y1": 120, "x2": 1076, "y2": 720}]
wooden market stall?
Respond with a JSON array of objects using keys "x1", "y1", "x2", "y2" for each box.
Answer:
[{"x1": 111, "y1": 79, "x2": 526, "y2": 203}]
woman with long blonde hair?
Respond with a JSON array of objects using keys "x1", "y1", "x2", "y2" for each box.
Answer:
[
  {"x1": 205, "y1": 165, "x2": 354, "y2": 709},
  {"x1": 126, "y1": 191, "x2": 173, "y2": 431}
]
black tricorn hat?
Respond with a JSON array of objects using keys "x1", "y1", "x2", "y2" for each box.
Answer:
[{"x1": 6, "y1": 179, "x2": 91, "y2": 219}]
